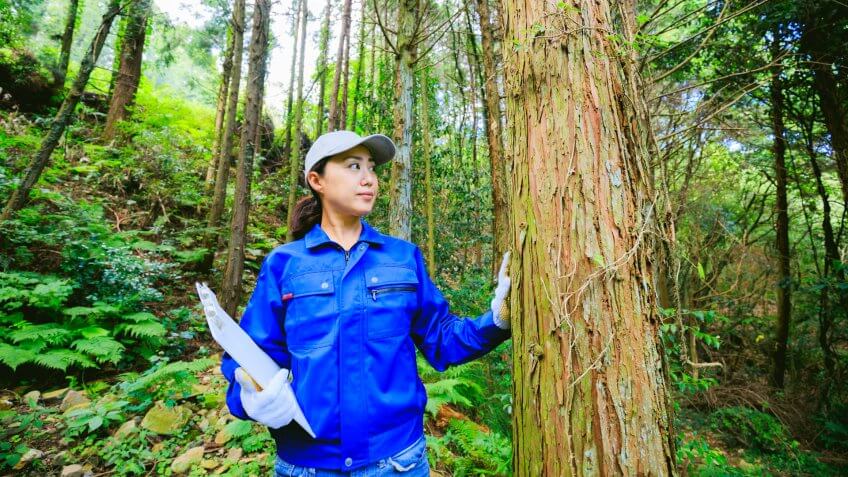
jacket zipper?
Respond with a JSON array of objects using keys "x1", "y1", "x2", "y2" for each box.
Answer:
[{"x1": 371, "y1": 286, "x2": 416, "y2": 300}]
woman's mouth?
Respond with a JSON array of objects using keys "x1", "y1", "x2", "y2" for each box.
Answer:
[{"x1": 357, "y1": 192, "x2": 375, "y2": 199}]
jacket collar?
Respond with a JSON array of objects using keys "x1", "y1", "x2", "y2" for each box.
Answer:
[{"x1": 304, "y1": 218, "x2": 386, "y2": 249}]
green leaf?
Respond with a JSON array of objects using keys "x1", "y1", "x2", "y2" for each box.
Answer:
[
  {"x1": 64, "y1": 306, "x2": 100, "y2": 318},
  {"x1": 0, "y1": 343, "x2": 36, "y2": 370},
  {"x1": 8, "y1": 324, "x2": 71, "y2": 345},
  {"x1": 125, "y1": 312, "x2": 158, "y2": 323},
  {"x1": 87, "y1": 415, "x2": 104, "y2": 432},
  {"x1": 697, "y1": 262, "x2": 705, "y2": 282},
  {"x1": 33, "y1": 349, "x2": 96, "y2": 371},
  {"x1": 72, "y1": 336, "x2": 126, "y2": 364},
  {"x1": 224, "y1": 419, "x2": 253, "y2": 439},
  {"x1": 117, "y1": 321, "x2": 166, "y2": 339},
  {"x1": 77, "y1": 326, "x2": 110, "y2": 339}
]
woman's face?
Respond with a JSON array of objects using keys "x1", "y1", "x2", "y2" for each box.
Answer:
[{"x1": 308, "y1": 145, "x2": 379, "y2": 217}]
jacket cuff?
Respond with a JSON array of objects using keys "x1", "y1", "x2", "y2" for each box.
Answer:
[{"x1": 477, "y1": 309, "x2": 512, "y2": 342}]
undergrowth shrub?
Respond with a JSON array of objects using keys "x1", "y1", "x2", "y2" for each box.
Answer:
[
  {"x1": 710, "y1": 406, "x2": 793, "y2": 454},
  {"x1": 0, "y1": 199, "x2": 175, "y2": 373}
]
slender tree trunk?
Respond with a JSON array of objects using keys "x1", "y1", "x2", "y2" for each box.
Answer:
[
  {"x1": 388, "y1": 0, "x2": 417, "y2": 240},
  {"x1": 108, "y1": 16, "x2": 127, "y2": 98},
  {"x1": 102, "y1": 0, "x2": 152, "y2": 141},
  {"x1": 339, "y1": 16, "x2": 352, "y2": 130},
  {"x1": 204, "y1": 0, "x2": 246, "y2": 272},
  {"x1": 807, "y1": 146, "x2": 841, "y2": 406},
  {"x1": 314, "y1": 0, "x2": 333, "y2": 136},
  {"x1": 367, "y1": 17, "x2": 377, "y2": 130},
  {"x1": 2, "y1": 0, "x2": 122, "y2": 221},
  {"x1": 328, "y1": 0, "x2": 352, "y2": 131},
  {"x1": 282, "y1": 3, "x2": 302, "y2": 167},
  {"x1": 286, "y1": 0, "x2": 309, "y2": 242},
  {"x1": 221, "y1": 0, "x2": 271, "y2": 315},
  {"x1": 349, "y1": 0, "x2": 367, "y2": 131},
  {"x1": 422, "y1": 68, "x2": 435, "y2": 275},
  {"x1": 475, "y1": 0, "x2": 507, "y2": 271},
  {"x1": 503, "y1": 1, "x2": 676, "y2": 473},
  {"x1": 205, "y1": 25, "x2": 236, "y2": 190},
  {"x1": 770, "y1": 31, "x2": 791, "y2": 389},
  {"x1": 56, "y1": 0, "x2": 80, "y2": 87}
]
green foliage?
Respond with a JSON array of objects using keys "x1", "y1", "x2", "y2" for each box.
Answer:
[
  {"x1": 418, "y1": 356, "x2": 485, "y2": 417},
  {"x1": 710, "y1": 406, "x2": 794, "y2": 454},
  {"x1": 64, "y1": 398, "x2": 130, "y2": 437},
  {"x1": 815, "y1": 404, "x2": 848, "y2": 452},
  {"x1": 98, "y1": 428, "x2": 157, "y2": 476},
  {"x1": 659, "y1": 307, "x2": 722, "y2": 394},
  {"x1": 430, "y1": 420, "x2": 512, "y2": 476},
  {"x1": 0, "y1": 270, "x2": 166, "y2": 371},
  {"x1": 676, "y1": 435, "x2": 753, "y2": 476},
  {"x1": 118, "y1": 356, "x2": 215, "y2": 408}
]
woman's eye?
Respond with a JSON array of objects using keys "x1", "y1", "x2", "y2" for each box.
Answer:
[{"x1": 349, "y1": 163, "x2": 360, "y2": 170}]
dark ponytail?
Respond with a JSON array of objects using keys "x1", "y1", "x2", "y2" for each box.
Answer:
[{"x1": 289, "y1": 158, "x2": 329, "y2": 240}]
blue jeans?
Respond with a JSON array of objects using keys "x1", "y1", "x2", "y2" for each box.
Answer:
[{"x1": 273, "y1": 435, "x2": 430, "y2": 477}]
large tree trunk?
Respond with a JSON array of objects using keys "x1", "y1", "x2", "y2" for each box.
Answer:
[
  {"x1": 388, "y1": 0, "x2": 417, "y2": 241},
  {"x1": 502, "y1": 1, "x2": 676, "y2": 474},
  {"x1": 475, "y1": 0, "x2": 508, "y2": 271},
  {"x1": 56, "y1": 0, "x2": 81, "y2": 87},
  {"x1": 314, "y1": 0, "x2": 332, "y2": 136},
  {"x1": 205, "y1": 23, "x2": 236, "y2": 191},
  {"x1": 203, "y1": 0, "x2": 246, "y2": 273},
  {"x1": 2, "y1": 0, "x2": 122, "y2": 221},
  {"x1": 285, "y1": 0, "x2": 309, "y2": 242},
  {"x1": 102, "y1": 0, "x2": 152, "y2": 141},
  {"x1": 770, "y1": 31, "x2": 791, "y2": 389},
  {"x1": 221, "y1": 0, "x2": 271, "y2": 315},
  {"x1": 328, "y1": 0, "x2": 352, "y2": 131}
]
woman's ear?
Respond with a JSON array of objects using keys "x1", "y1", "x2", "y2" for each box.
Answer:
[{"x1": 307, "y1": 171, "x2": 323, "y2": 193}]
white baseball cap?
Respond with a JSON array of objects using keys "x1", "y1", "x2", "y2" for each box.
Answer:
[{"x1": 303, "y1": 130, "x2": 396, "y2": 180}]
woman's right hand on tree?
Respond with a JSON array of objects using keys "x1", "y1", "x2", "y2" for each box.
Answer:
[{"x1": 491, "y1": 251, "x2": 511, "y2": 329}]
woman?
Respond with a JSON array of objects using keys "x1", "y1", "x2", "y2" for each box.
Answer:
[{"x1": 221, "y1": 130, "x2": 512, "y2": 476}]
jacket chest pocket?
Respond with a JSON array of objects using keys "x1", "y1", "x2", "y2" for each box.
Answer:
[
  {"x1": 365, "y1": 266, "x2": 419, "y2": 339},
  {"x1": 283, "y1": 271, "x2": 337, "y2": 349}
]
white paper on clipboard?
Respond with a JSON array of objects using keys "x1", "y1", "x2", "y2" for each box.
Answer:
[{"x1": 195, "y1": 282, "x2": 315, "y2": 438}]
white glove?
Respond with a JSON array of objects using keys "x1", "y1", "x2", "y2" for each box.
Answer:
[
  {"x1": 491, "y1": 251, "x2": 511, "y2": 329},
  {"x1": 234, "y1": 367, "x2": 297, "y2": 429}
]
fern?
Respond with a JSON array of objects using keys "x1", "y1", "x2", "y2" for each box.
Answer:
[
  {"x1": 424, "y1": 378, "x2": 482, "y2": 416},
  {"x1": 418, "y1": 356, "x2": 485, "y2": 417},
  {"x1": 444, "y1": 419, "x2": 512, "y2": 476},
  {"x1": 117, "y1": 321, "x2": 166, "y2": 340},
  {"x1": 8, "y1": 323, "x2": 71, "y2": 345},
  {"x1": 72, "y1": 336, "x2": 125, "y2": 364},
  {"x1": 0, "y1": 343, "x2": 36, "y2": 370},
  {"x1": 33, "y1": 349, "x2": 96, "y2": 371}
]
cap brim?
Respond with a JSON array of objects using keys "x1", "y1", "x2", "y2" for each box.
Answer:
[{"x1": 358, "y1": 134, "x2": 396, "y2": 166}]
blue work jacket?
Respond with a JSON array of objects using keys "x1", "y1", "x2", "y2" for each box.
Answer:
[{"x1": 221, "y1": 219, "x2": 510, "y2": 470}]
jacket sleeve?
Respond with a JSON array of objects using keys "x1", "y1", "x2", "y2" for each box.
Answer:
[
  {"x1": 410, "y1": 246, "x2": 511, "y2": 371},
  {"x1": 221, "y1": 252, "x2": 291, "y2": 420}
]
